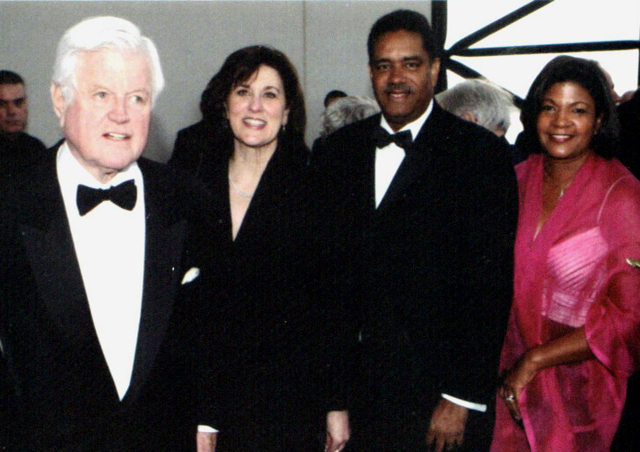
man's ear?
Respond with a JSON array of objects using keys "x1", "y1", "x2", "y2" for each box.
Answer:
[
  {"x1": 461, "y1": 111, "x2": 478, "y2": 124},
  {"x1": 429, "y1": 58, "x2": 441, "y2": 87},
  {"x1": 50, "y1": 83, "x2": 66, "y2": 128}
]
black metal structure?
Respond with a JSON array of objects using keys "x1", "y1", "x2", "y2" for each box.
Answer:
[{"x1": 431, "y1": 0, "x2": 640, "y2": 102}]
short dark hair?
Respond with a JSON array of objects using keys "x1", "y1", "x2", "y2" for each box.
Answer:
[
  {"x1": 200, "y1": 45, "x2": 306, "y2": 148},
  {"x1": 324, "y1": 90, "x2": 347, "y2": 108},
  {"x1": 520, "y1": 55, "x2": 620, "y2": 159},
  {"x1": 367, "y1": 9, "x2": 439, "y2": 63},
  {"x1": 0, "y1": 70, "x2": 24, "y2": 86}
]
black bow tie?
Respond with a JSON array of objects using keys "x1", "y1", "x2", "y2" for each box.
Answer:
[
  {"x1": 373, "y1": 127, "x2": 413, "y2": 150},
  {"x1": 77, "y1": 180, "x2": 137, "y2": 216}
]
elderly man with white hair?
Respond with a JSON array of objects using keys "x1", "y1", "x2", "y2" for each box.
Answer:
[
  {"x1": 437, "y1": 78, "x2": 516, "y2": 137},
  {"x1": 0, "y1": 16, "x2": 218, "y2": 451},
  {"x1": 319, "y1": 95, "x2": 381, "y2": 138}
]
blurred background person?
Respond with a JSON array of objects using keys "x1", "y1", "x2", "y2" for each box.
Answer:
[
  {"x1": 599, "y1": 63, "x2": 623, "y2": 105},
  {"x1": 436, "y1": 78, "x2": 515, "y2": 138},
  {"x1": 492, "y1": 56, "x2": 640, "y2": 452},
  {"x1": 615, "y1": 87, "x2": 640, "y2": 178},
  {"x1": 312, "y1": 95, "x2": 380, "y2": 152},
  {"x1": 0, "y1": 70, "x2": 46, "y2": 174},
  {"x1": 323, "y1": 89, "x2": 347, "y2": 108},
  {"x1": 319, "y1": 95, "x2": 380, "y2": 139},
  {"x1": 169, "y1": 74, "x2": 227, "y2": 177},
  {"x1": 176, "y1": 45, "x2": 349, "y2": 452},
  {"x1": 619, "y1": 88, "x2": 637, "y2": 105}
]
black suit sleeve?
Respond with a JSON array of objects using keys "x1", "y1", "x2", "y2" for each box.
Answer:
[{"x1": 439, "y1": 132, "x2": 518, "y2": 403}]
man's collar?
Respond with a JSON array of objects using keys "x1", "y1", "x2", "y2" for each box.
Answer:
[
  {"x1": 380, "y1": 100, "x2": 433, "y2": 141},
  {"x1": 57, "y1": 141, "x2": 140, "y2": 189}
]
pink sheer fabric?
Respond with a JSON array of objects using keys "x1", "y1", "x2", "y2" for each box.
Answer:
[{"x1": 491, "y1": 153, "x2": 640, "y2": 452}]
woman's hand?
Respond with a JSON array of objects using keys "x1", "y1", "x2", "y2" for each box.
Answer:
[
  {"x1": 499, "y1": 351, "x2": 539, "y2": 423},
  {"x1": 499, "y1": 327, "x2": 594, "y2": 424}
]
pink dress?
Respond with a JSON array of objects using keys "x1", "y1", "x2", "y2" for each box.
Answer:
[{"x1": 491, "y1": 153, "x2": 640, "y2": 452}]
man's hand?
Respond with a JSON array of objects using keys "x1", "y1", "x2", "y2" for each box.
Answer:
[
  {"x1": 325, "y1": 410, "x2": 350, "y2": 452},
  {"x1": 426, "y1": 399, "x2": 469, "y2": 452},
  {"x1": 197, "y1": 431, "x2": 217, "y2": 452}
]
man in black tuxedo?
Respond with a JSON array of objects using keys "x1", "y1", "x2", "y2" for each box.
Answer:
[
  {"x1": 0, "y1": 17, "x2": 217, "y2": 451},
  {"x1": 312, "y1": 10, "x2": 518, "y2": 452}
]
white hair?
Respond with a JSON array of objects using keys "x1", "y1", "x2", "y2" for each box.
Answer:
[
  {"x1": 437, "y1": 79, "x2": 515, "y2": 135},
  {"x1": 321, "y1": 95, "x2": 380, "y2": 138},
  {"x1": 52, "y1": 16, "x2": 165, "y2": 106}
]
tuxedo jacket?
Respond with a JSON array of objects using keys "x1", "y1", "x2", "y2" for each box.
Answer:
[
  {"x1": 312, "y1": 102, "x2": 518, "y2": 423},
  {"x1": 0, "y1": 145, "x2": 218, "y2": 451}
]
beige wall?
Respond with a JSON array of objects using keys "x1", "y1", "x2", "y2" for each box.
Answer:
[{"x1": 1, "y1": 0, "x2": 430, "y2": 162}]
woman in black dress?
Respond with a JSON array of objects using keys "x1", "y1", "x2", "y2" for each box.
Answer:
[{"x1": 172, "y1": 46, "x2": 349, "y2": 452}]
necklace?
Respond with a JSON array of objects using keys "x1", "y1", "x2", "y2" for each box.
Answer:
[
  {"x1": 543, "y1": 169, "x2": 571, "y2": 200},
  {"x1": 228, "y1": 174, "x2": 254, "y2": 199}
]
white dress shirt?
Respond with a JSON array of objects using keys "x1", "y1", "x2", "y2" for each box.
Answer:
[
  {"x1": 375, "y1": 102, "x2": 432, "y2": 207},
  {"x1": 57, "y1": 142, "x2": 145, "y2": 400},
  {"x1": 373, "y1": 103, "x2": 486, "y2": 413}
]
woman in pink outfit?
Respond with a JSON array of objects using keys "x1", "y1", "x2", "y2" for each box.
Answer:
[{"x1": 491, "y1": 56, "x2": 640, "y2": 452}]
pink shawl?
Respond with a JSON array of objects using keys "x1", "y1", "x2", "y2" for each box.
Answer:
[{"x1": 491, "y1": 153, "x2": 640, "y2": 452}]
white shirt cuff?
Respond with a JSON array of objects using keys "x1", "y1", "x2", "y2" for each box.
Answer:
[{"x1": 442, "y1": 393, "x2": 487, "y2": 413}]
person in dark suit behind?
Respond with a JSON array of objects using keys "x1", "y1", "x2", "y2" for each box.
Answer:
[
  {"x1": 171, "y1": 45, "x2": 349, "y2": 452},
  {"x1": 611, "y1": 87, "x2": 640, "y2": 452},
  {"x1": 616, "y1": 88, "x2": 640, "y2": 178},
  {"x1": 0, "y1": 16, "x2": 218, "y2": 451},
  {"x1": 312, "y1": 9, "x2": 518, "y2": 452},
  {"x1": 168, "y1": 72, "x2": 228, "y2": 176},
  {"x1": 324, "y1": 89, "x2": 348, "y2": 108},
  {"x1": 0, "y1": 70, "x2": 47, "y2": 174}
]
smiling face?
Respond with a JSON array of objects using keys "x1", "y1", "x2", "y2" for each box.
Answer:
[
  {"x1": 537, "y1": 81, "x2": 601, "y2": 164},
  {"x1": 369, "y1": 30, "x2": 440, "y2": 131},
  {"x1": 225, "y1": 65, "x2": 289, "y2": 153},
  {"x1": 0, "y1": 83, "x2": 28, "y2": 135},
  {"x1": 51, "y1": 48, "x2": 152, "y2": 183}
]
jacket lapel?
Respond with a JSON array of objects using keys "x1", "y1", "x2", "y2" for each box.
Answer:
[
  {"x1": 376, "y1": 105, "x2": 443, "y2": 212},
  {"x1": 124, "y1": 159, "x2": 187, "y2": 403},
  {"x1": 17, "y1": 152, "x2": 188, "y2": 404},
  {"x1": 354, "y1": 115, "x2": 379, "y2": 214},
  {"x1": 17, "y1": 148, "x2": 104, "y2": 352}
]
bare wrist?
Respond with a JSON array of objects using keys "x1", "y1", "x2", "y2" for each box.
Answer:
[{"x1": 524, "y1": 347, "x2": 544, "y2": 372}]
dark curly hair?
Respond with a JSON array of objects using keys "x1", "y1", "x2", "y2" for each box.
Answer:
[
  {"x1": 520, "y1": 55, "x2": 620, "y2": 159},
  {"x1": 199, "y1": 45, "x2": 306, "y2": 149}
]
